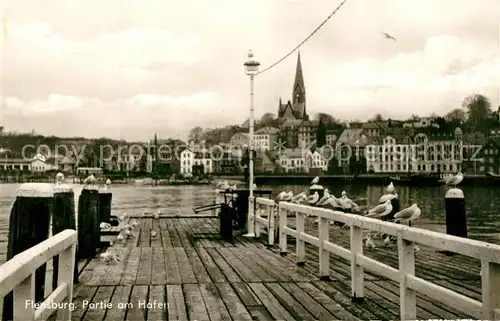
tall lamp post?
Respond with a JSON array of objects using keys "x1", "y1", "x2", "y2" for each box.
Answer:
[{"x1": 243, "y1": 49, "x2": 260, "y2": 237}]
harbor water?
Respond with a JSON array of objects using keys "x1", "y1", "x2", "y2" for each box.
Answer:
[{"x1": 0, "y1": 182, "x2": 499, "y2": 264}]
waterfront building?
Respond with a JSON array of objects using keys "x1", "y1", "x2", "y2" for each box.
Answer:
[
  {"x1": 304, "y1": 149, "x2": 328, "y2": 172},
  {"x1": 475, "y1": 136, "x2": 500, "y2": 174},
  {"x1": 193, "y1": 151, "x2": 213, "y2": 174},
  {"x1": 334, "y1": 129, "x2": 367, "y2": 173},
  {"x1": 278, "y1": 148, "x2": 306, "y2": 173},
  {"x1": 229, "y1": 132, "x2": 248, "y2": 147},
  {"x1": 254, "y1": 127, "x2": 279, "y2": 151},
  {"x1": 180, "y1": 148, "x2": 194, "y2": 175},
  {"x1": 254, "y1": 151, "x2": 278, "y2": 173}
]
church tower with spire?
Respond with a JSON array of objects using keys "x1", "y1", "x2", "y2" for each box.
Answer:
[{"x1": 277, "y1": 51, "x2": 308, "y2": 120}]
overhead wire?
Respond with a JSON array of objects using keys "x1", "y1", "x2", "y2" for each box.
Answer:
[{"x1": 256, "y1": 0, "x2": 350, "y2": 76}]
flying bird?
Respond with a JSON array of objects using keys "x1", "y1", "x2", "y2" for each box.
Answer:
[
  {"x1": 381, "y1": 32, "x2": 396, "y2": 42},
  {"x1": 444, "y1": 172, "x2": 463, "y2": 187}
]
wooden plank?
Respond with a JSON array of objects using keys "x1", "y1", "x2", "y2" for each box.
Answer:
[
  {"x1": 136, "y1": 247, "x2": 153, "y2": 285},
  {"x1": 150, "y1": 218, "x2": 162, "y2": 247},
  {"x1": 138, "y1": 227, "x2": 151, "y2": 247},
  {"x1": 79, "y1": 257, "x2": 103, "y2": 284},
  {"x1": 265, "y1": 282, "x2": 317, "y2": 320},
  {"x1": 199, "y1": 283, "x2": 232, "y2": 321},
  {"x1": 184, "y1": 284, "x2": 211, "y2": 321},
  {"x1": 158, "y1": 219, "x2": 172, "y2": 248},
  {"x1": 173, "y1": 219, "x2": 192, "y2": 248},
  {"x1": 83, "y1": 286, "x2": 114, "y2": 321},
  {"x1": 164, "y1": 248, "x2": 182, "y2": 284},
  {"x1": 231, "y1": 282, "x2": 261, "y2": 307},
  {"x1": 166, "y1": 220, "x2": 182, "y2": 247},
  {"x1": 71, "y1": 285, "x2": 98, "y2": 321},
  {"x1": 126, "y1": 285, "x2": 148, "y2": 320},
  {"x1": 215, "y1": 247, "x2": 262, "y2": 282},
  {"x1": 248, "y1": 283, "x2": 296, "y2": 321},
  {"x1": 167, "y1": 284, "x2": 188, "y2": 321},
  {"x1": 296, "y1": 282, "x2": 361, "y2": 321},
  {"x1": 205, "y1": 248, "x2": 242, "y2": 282},
  {"x1": 178, "y1": 218, "x2": 198, "y2": 247},
  {"x1": 147, "y1": 285, "x2": 167, "y2": 321},
  {"x1": 195, "y1": 246, "x2": 227, "y2": 283},
  {"x1": 185, "y1": 247, "x2": 212, "y2": 283},
  {"x1": 215, "y1": 283, "x2": 253, "y2": 321},
  {"x1": 174, "y1": 247, "x2": 198, "y2": 283},
  {"x1": 238, "y1": 247, "x2": 289, "y2": 282},
  {"x1": 121, "y1": 247, "x2": 141, "y2": 285},
  {"x1": 247, "y1": 306, "x2": 275, "y2": 321},
  {"x1": 102, "y1": 248, "x2": 131, "y2": 286},
  {"x1": 105, "y1": 285, "x2": 132, "y2": 321},
  {"x1": 151, "y1": 247, "x2": 167, "y2": 285},
  {"x1": 280, "y1": 282, "x2": 335, "y2": 320}
]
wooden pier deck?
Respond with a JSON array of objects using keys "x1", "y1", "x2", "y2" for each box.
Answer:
[{"x1": 70, "y1": 216, "x2": 480, "y2": 321}]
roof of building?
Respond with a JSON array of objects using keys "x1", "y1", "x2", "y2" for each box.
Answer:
[
  {"x1": 336, "y1": 129, "x2": 364, "y2": 146},
  {"x1": 255, "y1": 127, "x2": 279, "y2": 134},
  {"x1": 280, "y1": 148, "x2": 305, "y2": 159}
]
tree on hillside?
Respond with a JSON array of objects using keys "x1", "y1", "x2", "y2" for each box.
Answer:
[
  {"x1": 188, "y1": 126, "x2": 204, "y2": 143},
  {"x1": 316, "y1": 120, "x2": 326, "y2": 147},
  {"x1": 462, "y1": 94, "x2": 491, "y2": 131},
  {"x1": 314, "y1": 112, "x2": 338, "y2": 124},
  {"x1": 369, "y1": 114, "x2": 384, "y2": 122},
  {"x1": 445, "y1": 108, "x2": 466, "y2": 122},
  {"x1": 259, "y1": 113, "x2": 276, "y2": 126}
]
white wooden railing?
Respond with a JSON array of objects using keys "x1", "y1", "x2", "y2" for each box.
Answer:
[
  {"x1": 0, "y1": 229, "x2": 77, "y2": 321},
  {"x1": 248, "y1": 197, "x2": 276, "y2": 245},
  {"x1": 252, "y1": 197, "x2": 500, "y2": 321}
]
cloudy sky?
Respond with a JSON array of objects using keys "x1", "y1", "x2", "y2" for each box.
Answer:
[{"x1": 0, "y1": 0, "x2": 499, "y2": 141}]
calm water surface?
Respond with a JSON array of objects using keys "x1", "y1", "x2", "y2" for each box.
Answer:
[{"x1": 0, "y1": 182, "x2": 499, "y2": 245}]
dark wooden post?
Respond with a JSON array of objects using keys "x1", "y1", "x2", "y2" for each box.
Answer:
[
  {"x1": 445, "y1": 188, "x2": 467, "y2": 238},
  {"x1": 99, "y1": 178, "x2": 112, "y2": 223},
  {"x1": 2, "y1": 183, "x2": 53, "y2": 321},
  {"x1": 309, "y1": 184, "x2": 324, "y2": 205},
  {"x1": 52, "y1": 172, "x2": 78, "y2": 287},
  {"x1": 388, "y1": 196, "x2": 400, "y2": 221},
  {"x1": 77, "y1": 175, "x2": 100, "y2": 259}
]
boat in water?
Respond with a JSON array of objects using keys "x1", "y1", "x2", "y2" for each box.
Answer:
[{"x1": 390, "y1": 172, "x2": 441, "y2": 186}]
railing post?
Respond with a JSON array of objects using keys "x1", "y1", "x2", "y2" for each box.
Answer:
[
  {"x1": 244, "y1": 196, "x2": 255, "y2": 237},
  {"x1": 279, "y1": 205, "x2": 288, "y2": 255},
  {"x1": 350, "y1": 224, "x2": 364, "y2": 301},
  {"x1": 14, "y1": 273, "x2": 35, "y2": 320},
  {"x1": 481, "y1": 260, "x2": 500, "y2": 320},
  {"x1": 57, "y1": 241, "x2": 77, "y2": 320},
  {"x1": 267, "y1": 204, "x2": 275, "y2": 246},
  {"x1": 397, "y1": 235, "x2": 417, "y2": 320},
  {"x1": 296, "y1": 211, "x2": 305, "y2": 266},
  {"x1": 255, "y1": 202, "x2": 261, "y2": 238},
  {"x1": 318, "y1": 216, "x2": 330, "y2": 280}
]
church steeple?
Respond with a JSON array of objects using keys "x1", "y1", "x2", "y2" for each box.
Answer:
[{"x1": 292, "y1": 51, "x2": 306, "y2": 119}]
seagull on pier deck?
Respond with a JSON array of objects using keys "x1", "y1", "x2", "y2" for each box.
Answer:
[
  {"x1": 379, "y1": 192, "x2": 398, "y2": 203},
  {"x1": 291, "y1": 192, "x2": 307, "y2": 204},
  {"x1": 154, "y1": 211, "x2": 161, "y2": 219},
  {"x1": 381, "y1": 32, "x2": 397, "y2": 42},
  {"x1": 316, "y1": 189, "x2": 331, "y2": 206},
  {"x1": 393, "y1": 204, "x2": 421, "y2": 225},
  {"x1": 365, "y1": 200, "x2": 393, "y2": 219},
  {"x1": 151, "y1": 231, "x2": 157, "y2": 237},
  {"x1": 386, "y1": 182, "x2": 395, "y2": 193},
  {"x1": 311, "y1": 176, "x2": 320, "y2": 184},
  {"x1": 307, "y1": 192, "x2": 319, "y2": 206},
  {"x1": 444, "y1": 172, "x2": 463, "y2": 187}
]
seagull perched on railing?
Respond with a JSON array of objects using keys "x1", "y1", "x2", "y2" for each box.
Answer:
[
  {"x1": 291, "y1": 192, "x2": 307, "y2": 204},
  {"x1": 316, "y1": 189, "x2": 331, "y2": 206},
  {"x1": 444, "y1": 172, "x2": 463, "y2": 187},
  {"x1": 365, "y1": 200, "x2": 392, "y2": 219},
  {"x1": 276, "y1": 191, "x2": 293, "y2": 202},
  {"x1": 337, "y1": 191, "x2": 359, "y2": 210},
  {"x1": 307, "y1": 192, "x2": 319, "y2": 205},
  {"x1": 379, "y1": 192, "x2": 398, "y2": 203},
  {"x1": 393, "y1": 204, "x2": 421, "y2": 225}
]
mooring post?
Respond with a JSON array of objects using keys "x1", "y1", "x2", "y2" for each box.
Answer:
[
  {"x1": 2, "y1": 183, "x2": 53, "y2": 321},
  {"x1": 52, "y1": 172, "x2": 78, "y2": 286},
  {"x1": 99, "y1": 178, "x2": 113, "y2": 223},
  {"x1": 388, "y1": 195, "x2": 400, "y2": 221},
  {"x1": 77, "y1": 175, "x2": 100, "y2": 259},
  {"x1": 309, "y1": 183, "x2": 324, "y2": 205},
  {"x1": 445, "y1": 188, "x2": 467, "y2": 238}
]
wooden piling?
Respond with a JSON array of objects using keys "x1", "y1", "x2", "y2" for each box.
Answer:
[
  {"x1": 52, "y1": 172, "x2": 78, "y2": 286},
  {"x1": 2, "y1": 183, "x2": 53, "y2": 321},
  {"x1": 77, "y1": 175, "x2": 100, "y2": 259},
  {"x1": 445, "y1": 188, "x2": 467, "y2": 238},
  {"x1": 99, "y1": 179, "x2": 112, "y2": 223},
  {"x1": 388, "y1": 196, "x2": 400, "y2": 221}
]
